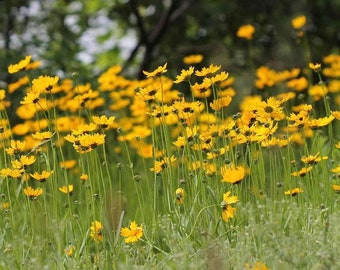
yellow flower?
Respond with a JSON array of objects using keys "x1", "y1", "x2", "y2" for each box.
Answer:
[
  {"x1": 284, "y1": 187, "x2": 304, "y2": 196},
  {"x1": 175, "y1": 188, "x2": 185, "y2": 205},
  {"x1": 291, "y1": 166, "x2": 313, "y2": 177},
  {"x1": 32, "y1": 75, "x2": 59, "y2": 93},
  {"x1": 120, "y1": 221, "x2": 143, "y2": 243},
  {"x1": 64, "y1": 245, "x2": 76, "y2": 257},
  {"x1": 236, "y1": 24, "x2": 255, "y2": 40},
  {"x1": 59, "y1": 185, "x2": 74, "y2": 194},
  {"x1": 32, "y1": 131, "x2": 54, "y2": 141},
  {"x1": 20, "y1": 91, "x2": 40, "y2": 105},
  {"x1": 221, "y1": 164, "x2": 246, "y2": 184},
  {"x1": 245, "y1": 261, "x2": 269, "y2": 270},
  {"x1": 221, "y1": 191, "x2": 239, "y2": 222},
  {"x1": 90, "y1": 220, "x2": 103, "y2": 242},
  {"x1": 195, "y1": 64, "x2": 221, "y2": 77},
  {"x1": 183, "y1": 54, "x2": 203, "y2": 64},
  {"x1": 210, "y1": 96, "x2": 232, "y2": 111},
  {"x1": 291, "y1": 15, "x2": 306, "y2": 29},
  {"x1": 143, "y1": 63, "x2": 167, "y2": 78},
  {"x1": 92, "y1": 115, "x2": 116, "y2": 129},
  {"x1": 80, "y1": 173, "x2": 88, "y2": 183},
  {"x1": 174, "y1": 66, "x2": 195, "y2": 83},
  {"x1": 331, "y1": 184, "x2": 340, "y2": 193},
  {"x1": 301, "y1": 153, "x2": 328, "y2": 165},
  {"x1": 8, "y1": 56, "x2": 31, "y2": 74},
  {"x1": 23, "y1": 186, "x2": 43, "y2": 200},
  {"x1": 309, "y1": 62, "x2": 321, "y2": 72},
  {"x1": 30, "y1": 170, "x2": 54, "y2": 182},
  {"x1": 5, "y1": 140, "x2": 26, "y2": 156},
  {"x1": 59, "y1": 159, "x2": 77, "y2": 169}
]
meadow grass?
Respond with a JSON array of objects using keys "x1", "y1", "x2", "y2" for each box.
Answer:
[{"x1": 1, "y1": 18, "x2": 340, "y2": 270}]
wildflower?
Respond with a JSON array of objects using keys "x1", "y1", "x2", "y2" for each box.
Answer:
[
  {"x1": 59, "y1": 159, "x2": 77, "y2": 169},
  {"x1": 59, "y1": 185, "x2": 74, "y2": 195},
  {"x1": 24, "y1": 186, "x2": 43, "y2": 200},
  {"x1": 80, "y1": 173, "x2": 88, "y2": 183},
  {"x1": 32, "y1": 131, "x2": 54, "y2": 141},
  {"x1": 332, "y1": 185, "x2": 340, "y2": 193},
  {"x1": 1, "y1": 168, "x2": 24, "y2": 179},
  {"x1": 221, "y1": 164, "x2": 246, "y2": 184},
  {"x1": 5, "y1": 140, "x2": 26, "y2": 156},
  {"x1": 20, "y1": 91, "x2": 40, "y2": 105},
  {"x1": 183, "y1": 54, "x2": 203, "y2": 65},
  {"x1": 8, "y1": 55, "x2": 31, "y2": 74},
  {"x1": 291, "y1": 166, "x2": 313, "y2": 177},
  {"x1": 90, "y1": 220, "x2": 103, "y2": 242},
  {"x1": 286, "y1": 77, "x2": 308, "y2": 91},
  {"x1": 150, "y1": 155, "x2": 177, "y2": 174},
  {"x1": 1, "y1": 202, "x2": 10, "y2": 210},
  {"x1": 236, "y1": 24, "x2": 255, "y2": 40},
  {"x1": 92, "y1": 115, "x2": 116, "y2": 129},
  {"x1": 12, "y1": 155, "x2": 36, "y2": 169},
  {"x1": 174, "y1": 66, "x2": 195, "y2": 83},
  {"x1": 210, "y1": 96, "x2": 232, "y2": 111},
  {"x1": 191, "y1": 81, "x2": 212, "y2": 98},
  {"x1": 301, "y1": 152, "x2": 328, "y2": 165},
  {"x1": 8, "y1": 76, "x2": 30, "y2": 93},
  {"x1": 331, "y1": 111, "x2": 340, "y2": 120},
  {"x1": 175, "y1": 188, "x2": 185, "y2": 205},
  {"x1": 308, "y1": 84, "x2": 327, "y2": 101},
  {"x1": 284, "y1": 187, "x2": 304, "y2": 196},
  {"x1": 309, "y1": 63, "x2": 321, "y2": 72},
  {"x1": 245, "y1": 261, "x2": 269, "y2": 270},
  {"x1": 64, "y1": 245, "x2": 76, "y2": 257},
  {"x1": 120, "y1": 221, "x2": 143, "y2": 243},
  {"x1": 307, "y1": 115, "x2": 334, "y2": 129},
  {"x1": 143, "y1": 63, "x2": 167, "y2": 78},
  {"x1": 221, "y1": 191, "x2": 239, "y2": 222},
  {"x1": 136, "y1": 84, "x2": 159, "y2": 101},
  {"x1": 195, "y1": 64, "x2": 221, "y2": 77},
  {"x1": 32, "y1": 75, "x2": 59, "y2": 93},
  {"x1": 30, "y1": 170, "x2": 54, "y2": 182},
  {"x1": 291, "y1": 15, "x2": 306, "y2": 29}
]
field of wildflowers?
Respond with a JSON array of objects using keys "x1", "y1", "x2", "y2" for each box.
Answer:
[{"x1": 1, "y1": 15, "x2": 340, "y2": 269}]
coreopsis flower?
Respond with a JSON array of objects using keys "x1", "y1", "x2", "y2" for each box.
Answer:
[
  {"x1": 245, "y1": 261, "x2": 269, "y2": 270},
  {"x1": 64, "y1": 245, "x2": 76, "y2": 257},
  {"x1": 195, "y1": 64, "x2": 221, "y2": 77},
  {"x1": 92, "y1": 115, "x2": 116, "y2": 129},
  {"x1": 308, "y1": 84, "x2": 328, "y2": 101},
  {"x1": 173, "y1": 66, "x2": 195, "y2": 83},
  {"x1": 24, "y1": 186, "x2": 43, "y2": 200},
  {"x1": 291, "y1": 15, "x2": 306, "y2": 29},
  {"x1": 32, "y1": 131, "x2": 54, "y2": 141},
  {"x1": 332, "y1": 184, "x2": 340, "y2": 193},
  {"x1": 135, "y1": 84, "x2": 159, "y2": 101},
  {"x1": 284, "y1": 187, "x2": 304, "y2": 196},
  {"x1": 183, "y1": 54, "x2": 203, "y2": 65},
  {"x1": 288, "y1": 110, "x2": 310, "y2": 129},
  {"x1": 143, "y1": 63, "x2": 167, "y2": 78},
  {"x1": 12, "y1": 155, "x2": 36, "y2": 169},
  {"x1": 236, "y1": 24, "x2": 255, "y2": 40},
  {"x1": 291, "y1": 166, "x2": 313, "y2": 177},
  {"x1": 191, "y1": 81, "x2": 212, "y2": 98},
  {"x1": 175, "y1": 188, "x2": 185, "y2": 205},
  {"x1": 150, "y1": 155, "x2": 177, "y2": 174},
  {"x1": 32, "y1": 75, "x2": 59, "y2": 93},
  {"x1": 301, "y1": 153, "x2": 328, "y2": 165},
  {"x1": 221, "y1": 164, "x2": 246, "y2": 184},
  {"x1": 8, "y1": 76, "x2": 30, "y2": 93},
  {"x1": 59, "y1": 159, "x2": 77, "y2": 169},
  {"x1": 1, "y1": 168, "x2": 24, "y2": 179},
  {"x1": 90, "y1": 220, "x2": 103, "y2": 242},
  {"x1": 286, "y1": 77, "x2": 308, "y2": 91},
  {"x1": 5, "y1": 140, "x2": 26, "y2": 156},
  {"x1": 59, "y1": 185, "x2": 74, "y2": 194},
  {"x1": 80, "y1": 173, "x2": 88, "y2": 183},
  {"x1": 221, "y1": 191, "x2": 239, "y2": 222},
  {"x1": 8, "y1": 55, "x2": 31, "y2": 74},
  {"x1": 20, "y1": 91, "x2": 40, "y2": 105},
  {"x1": 70, "y1": 133, "x2": 106, "y2": 154},
  {"x1": 309, "y1": 63, "x2": 321, "y2": 72},
  {"x1": 120, "y1": 221, "x2": 143, "y2": 243},
  {"x1": 30, "y1": 170, "x2": 54, "y2": 183},
  {"x1": 307, "y1": 115, "x2": 334, "y2": 129}
]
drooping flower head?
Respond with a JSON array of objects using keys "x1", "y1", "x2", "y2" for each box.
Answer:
[
  {"x1": 90, "y1": 220, "x2": 103, "y2": 242},
  {"x1": 221, "y1": 191, "x2": 239, "y2": 222}
]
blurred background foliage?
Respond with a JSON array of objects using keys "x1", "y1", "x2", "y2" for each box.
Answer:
[{"x1": 0, "y1": 0, "x2": 339, "y2": 85}]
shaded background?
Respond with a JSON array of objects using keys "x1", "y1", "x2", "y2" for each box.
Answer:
[{"x1": 1, "y1": 0, "x2": 339, "y2": 85}]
